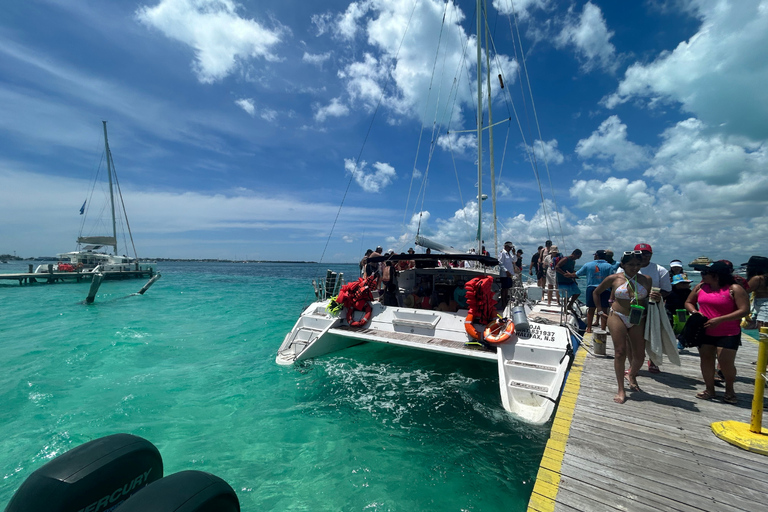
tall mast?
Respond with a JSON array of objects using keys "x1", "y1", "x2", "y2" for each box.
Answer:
[
  {"x1": 476, "y1": 0, "x2": 483, "y2": 254},
  {"x1": 485, "y1": 3, "x2": 498, "y2": 256},
  {"x1": 102, "y1": 121, "x2": 118, "y2": 255}
]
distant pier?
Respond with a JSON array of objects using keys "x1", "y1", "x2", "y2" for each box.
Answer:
[
  {"x1": 0, "y1": 264, "x2": 154, "y2": 285},
  {"x1": 528, "y1": 332, "x2": 768, "y2": 511}
]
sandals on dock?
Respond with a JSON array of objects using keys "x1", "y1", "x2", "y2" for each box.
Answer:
[
  {"x1": 696, "y1": 390, "x2": 717, "y2": 400},
  {"x1": 723, "y1": 394, "x2": 738, "y2": 405}
]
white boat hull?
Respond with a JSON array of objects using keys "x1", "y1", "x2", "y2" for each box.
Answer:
[{"x1": 277, "y1": 300, "x2": 575, "y2": 424}]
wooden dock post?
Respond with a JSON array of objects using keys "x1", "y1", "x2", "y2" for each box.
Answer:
[{"x1": 592, "y1": 329, "x2": 607, "y2": 356}]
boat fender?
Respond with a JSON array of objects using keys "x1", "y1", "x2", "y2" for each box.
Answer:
[
  {"x1": 483, "y1": 318, "x2": 515, "y2": 344},
  {"x1": 5, "y1": 433, "x2": 163, "y2": 512},
  {"x1": 117, "y1": 470, "x2": 240, "y2": 512},
  {"x1": 346, "y1": 302, "x2": 372, "y2": 327}
]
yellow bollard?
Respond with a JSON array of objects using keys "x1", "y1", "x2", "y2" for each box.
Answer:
[
  {"x1": 751, "y1": 327, "x2": 768, "y2": 433},
  {"x1": 710, "y1": 326, "x2": 768, "y2": 455}
]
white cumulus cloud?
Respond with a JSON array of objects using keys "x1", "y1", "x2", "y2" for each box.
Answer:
[
  {"x1": 314, "y1": 97, "x2": 350, "y2": 122},
  {"x1": 556, "y1": 2, "x2": 617, "y2": 73},
  {"x1": 575, "y1": 115, "x2": 649, "y2": 171},
  {"x1": 344, "y1": 158, "x2": 396, "y2": 193},
  {"x1": 603, "y1": 0, "x2": 768, "y2": 140},
  {"x1": 136, "y1": 0, "x2": 283, "y2": 83}
]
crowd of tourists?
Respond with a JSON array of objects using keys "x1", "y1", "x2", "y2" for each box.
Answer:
[
  {"x1": 357, "y1": 241, "x2": 768, "y2": 406},
  {"x1": 531, "y1": 241, "x2": 767, "y2": 405}
]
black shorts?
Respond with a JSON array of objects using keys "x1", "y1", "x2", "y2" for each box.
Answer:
[
  {"x1": 700, "y1": 334, "x2": 741, "y2": 350},
  {"x1": 500, "y1": 276, "x2": 513, "y2": 289},
  {"x1": 536, "y1": 268, "x2": 545, "y2": 280}
]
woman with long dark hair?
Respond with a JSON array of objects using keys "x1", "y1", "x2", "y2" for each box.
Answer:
[
  {"x1": 591, "y1": 251, "x2": 652, "y2": 404},
  {"x1": 685, "y1": 261, "x2": 749, "y2": 403}
]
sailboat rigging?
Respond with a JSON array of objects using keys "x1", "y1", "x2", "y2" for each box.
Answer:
[
  {"x1": 35, "y1": 122, "x2": 155, "y2": 279},
  {"x1": 276, "y1": 0, "x2": 580, "y2": 425}
]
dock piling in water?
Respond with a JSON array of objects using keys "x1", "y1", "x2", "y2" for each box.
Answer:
[
  {"x1": 85, "y1": 273, "x2": 104, "y2": 304},
  {"x1": 137, "y1": 273, "x2": 161, "y2": 295}
]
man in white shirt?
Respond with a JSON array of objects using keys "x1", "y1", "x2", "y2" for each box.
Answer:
[
  {"x1": 618, "y1": 242, "x2": 672, "y2": 373},
  {"x1": 498, "y1": 241, "x2": 517, "y2": 309}
]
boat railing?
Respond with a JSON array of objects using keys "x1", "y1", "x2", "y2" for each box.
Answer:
[{"x1": 312, "y1": 270, "x2": 344, "y2": 300}]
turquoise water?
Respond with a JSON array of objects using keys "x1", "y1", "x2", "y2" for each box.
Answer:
[{"x1": 0, "y1": 262, "x2": 550, "y2": 511}]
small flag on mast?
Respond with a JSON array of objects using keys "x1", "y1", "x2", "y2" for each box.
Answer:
[{"x1": 79, "y1": 200, "x2": 86, "y2": 215}]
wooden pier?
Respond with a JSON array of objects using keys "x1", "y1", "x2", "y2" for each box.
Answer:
[
  {"x1": 0, "y1": 266, "x2": 154, "y2": 285},
  {"x1": 529, "y1": 332, "x2": 768, "y2": 512}
]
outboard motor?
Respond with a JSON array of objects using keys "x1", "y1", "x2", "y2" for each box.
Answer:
[
  {"x1": 118, "y1": 470, "x2": 240, "y2": 512},
  {"x1": 5, "y1": 433, "x2": 163, "y2": 512}
]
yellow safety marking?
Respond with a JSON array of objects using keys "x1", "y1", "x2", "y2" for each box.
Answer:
[
  {"x1": 527, "y1": 343, "x2": 588, "y2": 511},
  {"x1": 712, "y1": 420, "x2": 768, "y2": 456},
  {"x1": 528, "y1": 492, "x2": 556, "y2": 512}
]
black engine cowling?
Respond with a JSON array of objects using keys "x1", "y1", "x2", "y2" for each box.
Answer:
[
  {"x1": 5, "y1": 433, "x2": 163, "y2": 512},
  {"x1": 117, "y1": 470, "x2": 239, "y2": 512}
]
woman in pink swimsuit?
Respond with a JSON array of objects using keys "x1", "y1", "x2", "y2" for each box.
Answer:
[
  {"x1": 591, "y1": 251, "x2": 652, "y2": 404},
  {"x1": 686, "y1": 261, "x2": 749, "y2": 404}
]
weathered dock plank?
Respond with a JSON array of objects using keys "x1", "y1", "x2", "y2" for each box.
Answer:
[{"x1": 529, "y1": 332, "x2": 768, "y2": 512}]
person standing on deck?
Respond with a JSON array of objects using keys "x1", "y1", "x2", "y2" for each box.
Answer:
[
  {"x1": 530, "y1": 246, "x2": 544, "y2": 287},
  {"x1": 543, "y1": 245, "x2": 560, "y2": 306},
  {"x1": 670, "y1": 260, "x2": 687, "y2": 280},
  {"x1": 515, "y1": 249, "x2": 524, "y2": 282},
  {"x1": 686, "y1": 261, "x2": 749, "y2": 403},
  {"x1": 498, "y1": 241, "x2": 517, "y2": 309},
  {"x1": 360, "y1": 249, "x2": 373, "y2": 277},
  {"x1": 538, "y1": 240, "x2": 552, "y2": 285},
  {"x1": 617, "y1": 243, "x2": 671, "y2": 374},
  {"x1": 592, "y1": 251, "x2": 653, "y2": 404},
  {"x1": 555, "y1": 249, "x2": 582, "y2": 314},
  {"x1": 576, "y1": 250, "x2": 614, "y2": 333}
]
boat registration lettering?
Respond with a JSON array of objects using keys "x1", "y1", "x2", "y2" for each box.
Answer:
[{"x1": 516, "y1": 324, "x2": 556, "y2": 342}]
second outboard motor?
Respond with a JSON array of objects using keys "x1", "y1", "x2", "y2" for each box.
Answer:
[
  {"x1": 5, "y1": 433, "x2": 162, "y2": 512},
  {"x1": 118, "y1": 470, "x2": 240, "y2": 512}
]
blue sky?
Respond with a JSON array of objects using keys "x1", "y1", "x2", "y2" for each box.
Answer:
[{"x1": 1, "y1": 0, "x2": 766, "y2": 265}]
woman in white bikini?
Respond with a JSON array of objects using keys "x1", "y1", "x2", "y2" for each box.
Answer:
[{"x1": 592, "y1": 251, "x2": 653, "y2": 404}]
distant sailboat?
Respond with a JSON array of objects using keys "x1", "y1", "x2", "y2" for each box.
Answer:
[{"x1": 36, "y1": 122, "x2": 155, "y2": 278}]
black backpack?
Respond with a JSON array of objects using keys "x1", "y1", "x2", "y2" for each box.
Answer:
[{"x1": 678, "y1": 312, "x2": 708, "y2": 348}]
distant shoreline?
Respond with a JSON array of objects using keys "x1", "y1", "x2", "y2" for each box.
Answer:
[{"x1": 0, "y1": 256, "x2": 362, "y2": 265}]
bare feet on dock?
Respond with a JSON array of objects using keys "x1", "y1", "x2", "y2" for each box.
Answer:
[{"x1": 614, "y1": 392, "x2": 626, "y2": 404}]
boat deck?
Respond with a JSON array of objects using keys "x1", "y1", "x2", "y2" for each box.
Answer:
[
  {"x1": 528, "y1": 331, "x2": 768, "y2": 512},
  {"x1": 331, "y1": 301, "x2": 571, "y2": 362}
]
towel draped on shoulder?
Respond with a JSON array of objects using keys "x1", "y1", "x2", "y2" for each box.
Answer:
[{"x1": 644, "y1": 299, "x2": 681, "y2": 367}]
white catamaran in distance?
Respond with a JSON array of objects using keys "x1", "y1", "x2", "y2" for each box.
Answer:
[
  {"x1": 277, "y1": 1, "x2": 581, "y2": 425},
  {"x1": 35, "y1": 122, "x2": 155, "y2": 278}
]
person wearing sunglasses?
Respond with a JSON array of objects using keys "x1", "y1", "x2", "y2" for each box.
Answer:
[
  {"x1": 616, "y1": 243, "x2": 671, "y2": 374},
  {"x1": 685, "y1": 261, "x2": 749, "y2": 403},
  {"x1": 591, "y1": 251, "x2": 653, "y2": 404}
]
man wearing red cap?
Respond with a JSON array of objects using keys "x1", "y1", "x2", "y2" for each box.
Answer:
[{"x1": 619, "y1": 243, "x2": 672, "y2": 373}]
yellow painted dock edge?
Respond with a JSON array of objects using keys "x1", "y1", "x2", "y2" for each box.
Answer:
[{"x1": 527, "y1": 338, "x2": 589, "y2": 512}]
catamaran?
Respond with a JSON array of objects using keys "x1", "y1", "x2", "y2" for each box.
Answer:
[
  {"x1": 35, "y1": 122, "x2": 155, "y2": 278},
  {"x1": 276, "y1": 1, "x2": 580, "y2": 425}
]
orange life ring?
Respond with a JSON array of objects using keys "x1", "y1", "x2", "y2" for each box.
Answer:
[
  {"x1": 347, "y1": 302, "x2": 372, "y2": 327},
  {"x1": 464, "y1": 312, "x2": 482, "y2": 340},
  {"x1": 483, "y1": 318, "x2": 515, "y2": 344}
]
